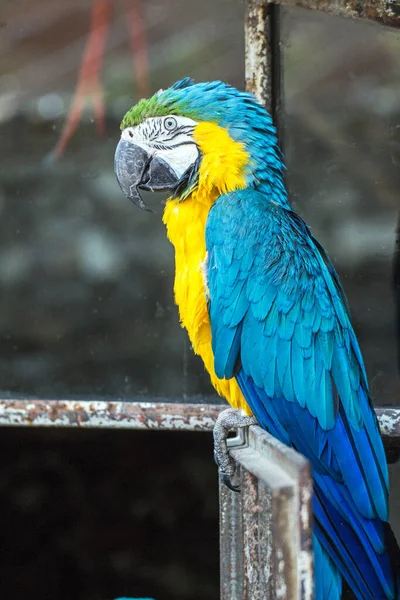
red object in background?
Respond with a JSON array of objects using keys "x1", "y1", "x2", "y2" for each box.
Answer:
[{"x1": 51, "y1": 0, "x2": 148, "y2": 160}]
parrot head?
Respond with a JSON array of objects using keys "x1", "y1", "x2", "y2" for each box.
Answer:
[{"x1": 114, "y1": 78, "x2": 287, "y2": 211}]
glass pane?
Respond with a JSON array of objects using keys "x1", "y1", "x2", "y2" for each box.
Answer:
[
  {"x1": 283, "y1": 9, "x2": 400, "y2": 406},
  {"x1": 0, "y1": 0, "x2": 244, "y2": 401}
]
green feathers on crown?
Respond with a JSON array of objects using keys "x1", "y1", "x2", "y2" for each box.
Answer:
[
  {"x1": 120, "y1": 78, "x2": 195, "y2": 129},
  {"x1": 121, "y1": 92, "x2": 175, "y2": 129}
]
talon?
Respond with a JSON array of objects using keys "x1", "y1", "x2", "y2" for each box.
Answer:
[
  {"x1": 221, "y1": 472, "x2": 241, "y2": 493},
  {"x1": 213, "y1": 408, "x2": 258, "y2": 492}
]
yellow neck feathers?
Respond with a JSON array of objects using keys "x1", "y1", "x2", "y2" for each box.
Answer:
[
  {"x1": 194, "y1": 121, "x2": 250, "y2": 199},
  {"x1": 162, "y1": 122, "x2": 252, "y2": 414}
]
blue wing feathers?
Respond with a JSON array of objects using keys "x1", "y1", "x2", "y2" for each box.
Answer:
[
  {"x1": 213, "y1": 323, "x2": 242, "y2": 379},
  {"x1": 206, "y1": 190, "x2": 398, "y2": 600},
  {"x1": 313, "y1": 492, "x2": 392, "y2": 600},
  {"x1": 359, "y1": 388, "x2": 389, "y2": 487},
  {"x1": 318, "y1": 475, "x2": 386, "y2": 555},
  {"x1": 314, "y1": 536, "x2": 342, "y2": 600}
]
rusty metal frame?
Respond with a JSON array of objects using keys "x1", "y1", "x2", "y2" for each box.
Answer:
[
  {"x1": 246, "y1": 0, "x2": 399, "y2": 30},
  {"x1": 280, "y1": 0, "x2": 400, "y2": 27},
  {"x1": 220, "y1": 426, "x2": 313, "y2": 600},
  {"x1": 0, "y1": 398, "x2": 221, "y2": 431},
  {"x1": 0, "y1": 398, "x2": 398, "y2": 438}
]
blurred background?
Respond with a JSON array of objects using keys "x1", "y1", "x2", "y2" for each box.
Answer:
[{"x1": 0, "y1": 1, "x2": 399, "y2": 599}]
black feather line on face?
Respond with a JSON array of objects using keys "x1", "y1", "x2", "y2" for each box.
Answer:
[
  {"x1": 140, "y1": 120, "x2": 195, "y2": 145},
  {"x1": 151, "y1": 140, "x2": 198, "y2": 151},
  {"x1": 159, "y1": 125, "x2": 195, "y2": 143}
]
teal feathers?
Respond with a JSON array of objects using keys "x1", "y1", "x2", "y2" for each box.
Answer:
[{"x1": 206, "y1": 185, "x2": 397, "y2": 599}]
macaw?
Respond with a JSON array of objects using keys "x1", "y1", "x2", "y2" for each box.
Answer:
[{"x1": 114, "y1": 78, "x2": 400, "y2": 599}]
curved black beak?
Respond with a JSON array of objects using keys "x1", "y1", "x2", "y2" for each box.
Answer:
[{"x1": 114, "y1": 138, "x2": 179, "y2": 212}]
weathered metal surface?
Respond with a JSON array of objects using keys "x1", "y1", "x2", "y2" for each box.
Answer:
[
  {"x1": 245, "y1": 1, "x2": 284, "y2": 149},
  {"x1": 279, "y1": 0, "x2": 399, "y2": 27},
  {"x1": 219, "y1": 412, "x2": 399, "y2": 599},
  {"x1": 246, "y1": 0, "x2": 399, "y2": 28},
  {"x1": 0, "y1": 399, "x2": 399, "y2": 442},
  {"x1": 0, "y1": 399, "x2": 221, "y2": 431},
  {"x1": 220, "y1": 425, "x2": 314, "y2": 599},
  {"x1": 242, "y1": 471, "x2": 273, "y2": 599},
  {"x1": 220, "y1": 476, "x2": 244, "y2": 600},
  {"x1": 241, "y1": 427, "x2": 314, "y2": 599},
  {"x1": 245, "y1": 0, "x2": 272, "y2": 109},
  {"x1": 376, "y1": 408, "x2": 400, "y2": 441}
]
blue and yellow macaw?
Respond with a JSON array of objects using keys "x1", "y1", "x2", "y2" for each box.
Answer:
[{"x1": 114, "y1": 79, "x2": 400, "y2": 599}]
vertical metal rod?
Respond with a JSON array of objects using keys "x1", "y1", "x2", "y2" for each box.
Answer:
[
  {"x1": 245, "y1": 0, "x2": 272, "y2": 109},
  {"x1": 219, "y1": 476, "x2": 244, "y2": 600},
  {"x1": 245, "y1": 0, "x2": 284, "y2": 143}
]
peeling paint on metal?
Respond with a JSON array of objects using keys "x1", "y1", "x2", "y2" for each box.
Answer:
[
  {"x1": 376, "y1": 408, "x2": 400, "y2": 439},
  {"x1": 225, "y1": 426, "x2": 314, "y2": 599},
  {"x1": 275, "y1": 548, "x2": 288, "y2": 599},
  {"x1": 269, "y1": 0, "x2": 399, "y2": 27},
  {"x1": 299, "y1": 550, "x2": 314, "y2": 600},
  {"x1": 245, "y1": 0, "x2": 272, "y2": 109},
  {"x1": 299, "y1": 482, "x2": 312, "y2": 533},
  {"x1": 0, "y1": 399, "x2": 398, "y2": 441},
  {"x1": 0, "y1": 399, "x2": 222, "y2": 431}
]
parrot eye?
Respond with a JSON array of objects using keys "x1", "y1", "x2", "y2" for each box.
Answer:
[{"x1": 164, "y1": 117, "x2": 177, "y2": 132}]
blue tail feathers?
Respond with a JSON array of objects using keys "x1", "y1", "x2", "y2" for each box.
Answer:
[{"x1": 236, "y1": 369, "x2": 400, "y2": 600}]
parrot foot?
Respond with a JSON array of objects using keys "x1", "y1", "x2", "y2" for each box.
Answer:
[{"x1": 213, "y1": 408, "x2": 257, "y2": 492}]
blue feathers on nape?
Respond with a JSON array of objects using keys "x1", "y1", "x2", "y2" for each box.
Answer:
[{"x1": 170, "y1": 77, "x2": 195, "y2": 90}]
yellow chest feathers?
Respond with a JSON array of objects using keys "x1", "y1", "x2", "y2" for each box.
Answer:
[{"x1": 162, "y1": 121, "x2": 252, "y2": 414}]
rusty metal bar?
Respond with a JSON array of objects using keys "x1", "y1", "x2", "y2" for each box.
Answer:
[
  {"x1": 0, "y1": 398, "x2": 221, "y2": 431},
  {"x1": 0, "y1": 398, "x2": 399, "y2": 438},
  {"x1": 281, "y1": 0, "x2": 399, "y2": 27},
  {"x1": 246, "y1": 0, "x2": 399, "y2": 29},
  {"x1": 220, "y1": 425, "x2": 314, "y2": 600}
]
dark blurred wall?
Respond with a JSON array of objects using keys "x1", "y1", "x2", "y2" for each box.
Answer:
[{"x1": 0, "y1": 428, "x2": 219, "y2": 600}]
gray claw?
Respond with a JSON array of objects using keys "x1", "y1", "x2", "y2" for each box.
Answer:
[
  {"x1": 221, "y1": 472, "x2": 241, "y2": 493},
  {"x1": 213, "y1": 408, "x2": 257, "y2": 492}
]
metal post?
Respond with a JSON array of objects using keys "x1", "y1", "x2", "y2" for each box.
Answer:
[
  {"x1": 219, "y1": 426, "x2": 314, "y2": 600},
  {"x1": 245, "y1": 0, "x2": 284, "y2": 148}
]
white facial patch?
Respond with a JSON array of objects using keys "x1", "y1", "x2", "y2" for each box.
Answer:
[
  {"x1": 160, "y1": 144, "x2": 199, "y2": 179},
  {"x1": 121, "y1": 115, "x2": 200, "y2": 179}
]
